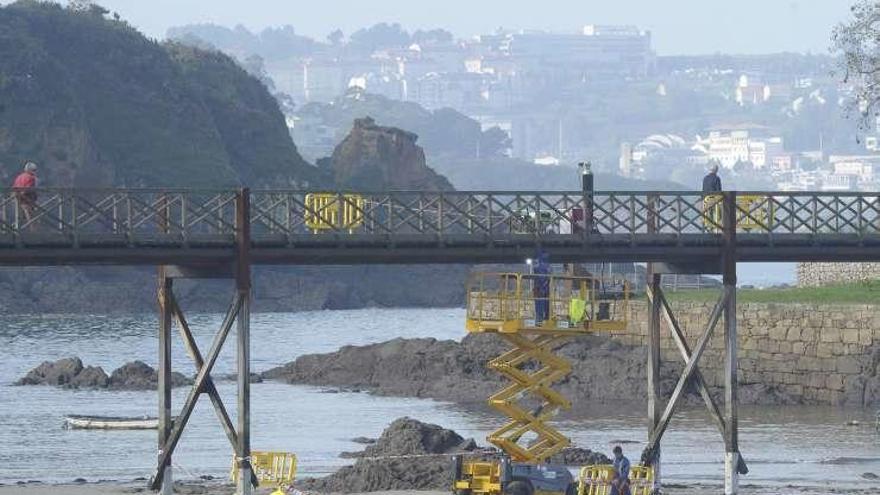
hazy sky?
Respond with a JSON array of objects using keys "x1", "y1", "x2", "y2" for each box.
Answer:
[{"x1": 7, "y1": 1, "x2": 856, "y2": 55}]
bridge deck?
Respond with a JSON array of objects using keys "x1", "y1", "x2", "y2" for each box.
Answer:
[{"x1": 2, "y1": 189, "x2": 879, "y2": 265}]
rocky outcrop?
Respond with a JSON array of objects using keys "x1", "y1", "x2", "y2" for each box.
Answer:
[
  {"x1": 108, "y1": 361, "x2": 192, "y2": 390},
  {"x1": 327, "y1": 117, "x2": 454, "y2": 191},
  {"x1": 263, "y1": 333, "x2": 794, "y2": 407},
  {"x1": 16, "y1": 358, "x2": 192, "y2": 390},
  {"x1": 298, "y1": 418, "x2": 479, "y2": 493},
  {"x1": 298, "y1": 418, "x2": 611, "y2": 493},
  {"x1": 550, "y1": 448, "x2": 611, "y2": 466},
  {"x1": 14, "y1": 357, "x2": 108, "y2": 389}
]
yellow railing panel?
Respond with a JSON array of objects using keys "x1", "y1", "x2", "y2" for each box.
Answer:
[
  {"x1": 304, "y1": 193, "x2": 364, "y2": 233},
  {"x1": 578, "y1": 465, "x2": 654, "y2": 495},
  {"x1": 702, "y1": 194, "x2": 774, "y2": 232},
  {"x1": 230, "y1": 450, "x2": 297, "y2": 493}
]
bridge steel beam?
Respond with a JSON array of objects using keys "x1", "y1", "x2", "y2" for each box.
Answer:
[
  {"x1": 646, "y1": 269, "x2": 662, "y2": 493},
  {"x1": 645, "y1": 194, "x2": 662, "y2": 493},
  {"x1": 150, "y1": 189, "x2": 254, "y2": 495},
  {"x1": 722, "y1": 193, "x2": 740, "y2": 495}
]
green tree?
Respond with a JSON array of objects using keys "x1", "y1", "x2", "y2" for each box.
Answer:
[
  {"x1": 833, "y1": 0, "x2": 880, "y2": 127},
  {"x1": 349, "y1": 22, "x2": 410, "y2": 52},
  {"x1": 327, "y1": 29, "x2": 344, "y2": 46},
  {"x1": 480, "y1": 127, "x2": 512, "y2": 158}
]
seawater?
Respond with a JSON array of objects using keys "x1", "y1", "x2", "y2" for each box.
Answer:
[{"x1": 0, "y1": 308, "x2": 878, "y2": 489}]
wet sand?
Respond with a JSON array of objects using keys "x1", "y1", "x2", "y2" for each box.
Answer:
[{"x1": 2, "y1": 484, "x2": 880, "y2": 495}]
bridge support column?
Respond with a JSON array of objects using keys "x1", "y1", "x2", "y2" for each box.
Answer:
[
  {"x1": 151, "y1": 188, "x2": 254, "y2": 495},
  {"x1": 722, "y1": 192, "x2": 739, "y2": 495},
  {"x1": 641, "y1": 192, "x2": 745, "y2": 492},
  {"x1": 235, "y1": 189, "x2": 253, "y2": 495},
  {"x1": 157, "y1": 273, "x2": 173, "y2": 495},
  {"x1": 646, "y1": 268, "x2": 662, "y2": 494}
]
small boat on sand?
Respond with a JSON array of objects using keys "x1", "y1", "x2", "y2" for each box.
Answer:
[{"x1": 63, "y1": 415, "x2": 163, "y2": 430}]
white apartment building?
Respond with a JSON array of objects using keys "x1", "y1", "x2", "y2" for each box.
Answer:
[{"x1": 694, "y1": 131, "x2": 785, "y2": 169}]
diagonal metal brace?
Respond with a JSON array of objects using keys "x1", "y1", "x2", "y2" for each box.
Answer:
[
  {"x1": 644, "y1": 287, "x2": 729, "y2": 464},
  {"x1": 657, "y1": 289, "x2": 748, "y2": 475},
  {"x1": 150, "y1": 293, "x2": 242, "y2": 490},
  {"x1": 169, "y1": 294, "x2": 258, "y2": 487}
]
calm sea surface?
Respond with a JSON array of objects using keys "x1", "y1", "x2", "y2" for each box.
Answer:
[{"x1": 0, "y1": 308, "x2": 878, "y2": 490}]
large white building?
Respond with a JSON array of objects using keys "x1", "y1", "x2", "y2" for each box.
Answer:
[
  {"x1": 483, "y1": 25, "x2": 654, "y2": 78},
  {"x1": 693, "y1": 130, "x2": 785, "y2": 169}
]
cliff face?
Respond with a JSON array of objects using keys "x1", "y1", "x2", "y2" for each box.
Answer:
[
  {"x1": 0, "y1": 2, "x2": 323, "y2": 188},
  {"x1": 329, "y1": 117, "x2": 453, "y2": 191}
]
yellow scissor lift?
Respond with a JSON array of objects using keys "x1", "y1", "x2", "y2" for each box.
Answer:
[{"x1": 454, "y1": 272, "x2": 642, "y2": 495}]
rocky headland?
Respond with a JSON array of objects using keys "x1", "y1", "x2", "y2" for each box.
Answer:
[{"x1": 262, "y1": 333, "x2": 793, "y2": 408}]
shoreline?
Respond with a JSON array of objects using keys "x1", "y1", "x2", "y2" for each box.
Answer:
[{"x1": 3, "y1": 482, "x2": 880, "y2": 495}]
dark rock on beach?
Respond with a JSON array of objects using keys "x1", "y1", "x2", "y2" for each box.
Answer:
[
  {"x1": 298, "y1": 417, "x2": 479, "y2": 493},
  {"x1": 16, "y1": 358, "x2": 192, "y2": 390}
]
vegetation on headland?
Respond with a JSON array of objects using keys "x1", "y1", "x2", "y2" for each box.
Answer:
[
  {"x1": 663, "y1": 280, "x2": 880, "y2": 305},
  {"x1": 0, "y1": 1, "x2": 325, "y2": 188}
]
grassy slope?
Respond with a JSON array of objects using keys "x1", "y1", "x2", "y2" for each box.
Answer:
[{"x1": 663, "y1": 281, "x2": 880, "y2": 305}]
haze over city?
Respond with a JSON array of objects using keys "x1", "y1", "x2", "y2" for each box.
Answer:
[
  {"x1": 12, "y1": 0, "x2": 853, "y2": 54},
  {"x1": 7, "y1": 2, "x2": 880, "y2": 495}
]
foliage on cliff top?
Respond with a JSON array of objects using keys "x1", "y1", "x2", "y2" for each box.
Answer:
[
  {"x1": 664, "y1": 280, "x2": 880, "y2": 305},
  {"x1": 0, "y1": 1, "x2": 325, "y2": 188}
]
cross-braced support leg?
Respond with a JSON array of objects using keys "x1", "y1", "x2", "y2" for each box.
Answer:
[{"x1": 151, "y1": 267, "x2": 256, "y2": 494}]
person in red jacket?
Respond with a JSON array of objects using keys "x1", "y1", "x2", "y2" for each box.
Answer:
[{"x1": 12, "y1": 161, "x2": 38, "y2": 227}]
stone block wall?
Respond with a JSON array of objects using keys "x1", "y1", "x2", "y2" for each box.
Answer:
[
  {"x1": 797, "y1": 262, "x2": 880, "y2": 287},
  {"x1": 614, "y1": 301, "x2": 880, "y2": 405}
]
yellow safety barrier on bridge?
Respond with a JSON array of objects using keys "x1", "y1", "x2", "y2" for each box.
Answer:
[
  {"x1": 230, "y1": 451, "x2": 297, "y2": 495},
  {"x1": 578, "y1": 465, "x2": 654, "y2": 495},
  {"x1": 464, "y1": 272, "x2": 629, "y2": 464},
  {"x1": 702, "y1": 194, "x2": 774, "y2": 232},
  {"x1": 304, "y1": 193, "x2": 365, "y2": 233}
]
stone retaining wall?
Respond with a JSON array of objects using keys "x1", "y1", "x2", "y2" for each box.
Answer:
[
  {"x1": 797, "y1": 262, "x2": 880, "y2": 287},
  {"x1": 613, "y1": 301, "x2": 880, "y2": 406}
]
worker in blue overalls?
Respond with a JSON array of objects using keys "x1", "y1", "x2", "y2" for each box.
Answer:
[
  {"x1": 611, "y1": 445, "x2": 632, "y2": 495},
  {"x1": 533, "y1": 250, "x2": 551, "y2": 326}
]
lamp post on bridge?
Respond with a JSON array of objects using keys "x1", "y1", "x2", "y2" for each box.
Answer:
[{"x1": 578, "y1": 161, "x2": 593, "y2": 236}]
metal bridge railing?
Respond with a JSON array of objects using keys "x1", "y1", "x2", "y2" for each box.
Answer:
[
  {"x1": 0, "y1": 188, "x2": 239, "y2": 244},
  {"x1": 3, "y1": 189, "x2": 880, "y2": 243}
]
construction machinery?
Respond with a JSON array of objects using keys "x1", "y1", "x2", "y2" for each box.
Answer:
[{"x1": 453, "y1": 270, "x2": 631, "y2": 495}]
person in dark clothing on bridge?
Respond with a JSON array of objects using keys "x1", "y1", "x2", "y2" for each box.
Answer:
[
  {"x1": 702, "y1": 164, "x2": 722, "y2": 193},
  {"x1": 701, "y1": 164, "x2": 723, "y2": 230}
]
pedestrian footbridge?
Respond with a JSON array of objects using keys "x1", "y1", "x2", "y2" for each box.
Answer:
[{"x1": 2, "y1": 189, "x2": 880, "y2": 266}]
